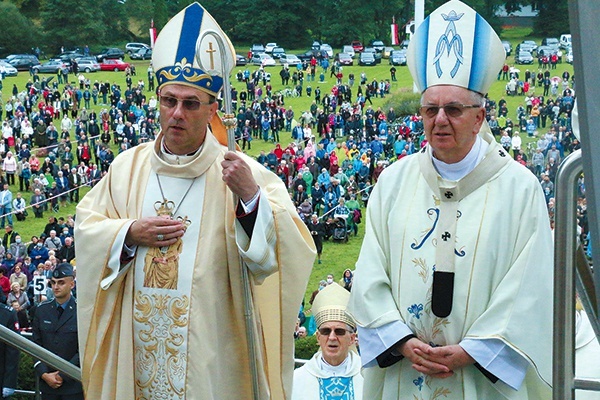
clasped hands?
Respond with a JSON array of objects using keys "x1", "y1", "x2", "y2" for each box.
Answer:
[{"x1": 399, "y1": 338, "x2": 475, "y2": 378}]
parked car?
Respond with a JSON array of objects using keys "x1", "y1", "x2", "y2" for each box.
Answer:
[
  {"x1": 32, "y1": 59, "x2": 68, "y2": 74},
  {"x1": 334, "y1": 52, "x2": 353, "y2": 66},
  {"x1": 279, "y1": 54, "x2": 301, "y2": 66},
  {"x1": 359, "y1": 52, "x2": 376, "y2": 66},
  {"x1": 400, "y1": 39, "x2": 410, "y2": 49},
  {"x1": 100, "y1": 59, "x2": 131, "y2": 71},
  {"x1": 236, "y1": 54, "x2": 247, "y2": 66},
  {"x1": 560, "y1": 34, "x2": 572, "y2": 50},
  {"x1": 371, "y1": 40, "x2": 385, "y2": 52},
  {"x1": 389, "y1": 50, "x2": 407, "y2": 66},
  {"x1": 264, "y1": 43, "x2": 278, "y2": 53},
  {"x1": 126, "y1": 43, "x2": 150, "y2": 55},
  {"x1": 311, "y1": 41, "x2": 321, "y2": 51},
  {"x1": 297, "y1": 50, "x2": 318, "y2": 62},
  {"x1": 536, "y1": 45, "x2": 562, "y2": 62},
  {"x1": 362, "y1": 47, "x2": 381, "y2": 63},
  {"x1": 250, "y1": 44, "x2": 265, "y2": 56},
  {"x1": 58, "y1": 51, "x2": 85, "y2": 63},
  {"x1": 0, "y1": 61, "x2": 18, "y2": 76},
  {"x1": 501, "y1": 40, "x2": 512, "y2": 56},
  {"x1": 351, "y1": 40, "x2": 364, "y2": 52},
  {"x1": 250, "y1": 53, "x2": 276, "y2": 67},
  {"x1": 541, "y1": 37, "x2": 560, "y2": 51},
  {"x1": 7, "y1": 54, "x2": 40, "y2": 71},
  {"x1": 76, "y1": 59, "x2": 101, "y2": 72},
  {"x1": 320, "y1": 44, "x2": 333, "y2": 58},
  {"x1": 97, "y1": 48, "x2": 125, "y2": 62},
  {"x1": 382, "y1": 47, "x2": 395, "y2": 59},
  {"x1": 130, "y1": 48, "x2": 152, "y2": 60},
  {"x1": 519, "y1": 40, "x2": 538, "y2": 52},
  {"x1": 342, "y1": 45, "x2": 355, "y2": 58},
  {"x1": 271, "y1": 47, "x2": 285, "y2": 59},
  {"x1": 515, "y1": 50, "x2": 534, "y2": 65},
  {"x1": 516, "y1": 43, "x2": 536, "y2": 55}
]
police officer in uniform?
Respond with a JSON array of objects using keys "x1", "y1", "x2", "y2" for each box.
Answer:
[
  {"x1": 0, "y1": 300, "x2": 19, "y2": 398},
  {"x1": 31, "y1": 263, "x2": 83, "y2": 400}
]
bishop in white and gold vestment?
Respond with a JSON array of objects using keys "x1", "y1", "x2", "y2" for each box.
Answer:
[{"x1": 74, "y1": 3, "x2": 315, "y2": 399}]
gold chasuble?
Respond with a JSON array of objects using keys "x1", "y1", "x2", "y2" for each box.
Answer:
[{"x1": 75, "y1": 131, "x2": 315, "y2": 399}]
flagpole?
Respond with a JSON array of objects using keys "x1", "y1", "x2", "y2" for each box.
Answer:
[{"x1": 197, "y1": 30, "x2": 263, "y2": 400}]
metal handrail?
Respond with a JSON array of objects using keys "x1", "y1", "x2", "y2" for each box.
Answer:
[
  {"x1": 0, "y1": 324, "x2": 81, "y2": 382},
  {"x1": 553, "y1": 149, "x2": 600, "y2": 398}
]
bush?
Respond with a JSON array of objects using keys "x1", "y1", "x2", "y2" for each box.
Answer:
[
  {"x1": 14, "y1": 351, "x2": 36, "y2": 400},
  {"x1": 294, "y1": 335, "x2": 319, "y2": 361},
  {"x1": 383, "y1": 87, "x2": 421, "y2": 119}
]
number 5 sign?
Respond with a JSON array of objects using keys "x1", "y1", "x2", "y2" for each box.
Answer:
[{"x1": 33, "y1": 276, "x2": 47, "y2": 295}]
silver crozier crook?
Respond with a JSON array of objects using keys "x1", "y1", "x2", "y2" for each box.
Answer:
[{"x1": 196, "y1": 30, "x2": 263, "y2": 400}]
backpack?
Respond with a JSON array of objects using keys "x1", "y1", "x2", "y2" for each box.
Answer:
[{"x1": 353, "y1": 209, "x2": 362, "y2": 224}]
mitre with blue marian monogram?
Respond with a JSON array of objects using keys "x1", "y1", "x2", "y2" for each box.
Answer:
[
  {"x1": 407, "y1": 0, "x2": 506, "y2": 95},
  {"x1": 152, "y1": 2, "x2": 235, "y2": 97}
]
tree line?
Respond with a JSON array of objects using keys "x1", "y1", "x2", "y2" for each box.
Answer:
[{"x1": 0, "y1": 0, "x2": 568, "y2": 57}]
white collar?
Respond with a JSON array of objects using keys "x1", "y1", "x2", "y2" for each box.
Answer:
[
  {"x1": 431, "y1": 135, "x2": 488, "y2": 181},
  {"x1": 317, "y1": 353, "x2": 351, "y2": 377},
  {"x1": 160, "y1": 139, "x2": 203, "y2": 166}
]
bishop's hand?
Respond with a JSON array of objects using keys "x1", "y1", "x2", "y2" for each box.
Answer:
[
  {"x1": 221, "y1": 151, "x2": 259, "y2": 203},
  {"x1": 125, "y1": 216, "x2": 185, "y2": 248}
]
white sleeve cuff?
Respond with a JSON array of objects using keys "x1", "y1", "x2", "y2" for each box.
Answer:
[
  {"x1": 100, "y1": 220, "x2": 136, "y2": 290},
  {"x1": 241, "y1": 188, "x2": 260, "y2": 213},
  {"x1": 460, "y1": 338, "x2": 529, "y2": 390},
  {"x1": 357, "y1": 320, "x2": 414, "y2": 368}
]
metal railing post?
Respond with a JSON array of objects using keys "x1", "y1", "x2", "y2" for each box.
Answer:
[{"x1": 553, "y1": 149, "x2": 582, "y2": 400}]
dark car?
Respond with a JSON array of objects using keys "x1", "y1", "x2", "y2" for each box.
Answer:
[
  {"x1": 271, "y1": 47, "x2": 286, "y2": 59},
  {"x1": 359, "y1": 52, "x2": 376, "y2": 66},
  {"x1": 515, "y1": 50, "x2": 534, "y2": 65},
  {"x1": 297, "y1": 50, "x2": 318, "y2": 62},
  {"x1": 58, "y1": 52, "x2": 85, "y2": 64},
  {"x1": 96, "y1": 48, "x2": 125, "y2": 62},
  {"x1": 130, "y1": 48, "x2": 152, "y2": 60},
  {"x1": 32, "y1": 59, "x2": 69, "y2": 74},
  {"x1": 362, "y1": 47, "x2": 381, "y2": 64},
  {"x1": 7, "y1": 54, "x2": 40, "y2": 71},
  {"x1": 236, "y1": 54, "x2": 247, "y2": 66},
  {"x1": 334, "y1": 52, "x2": 353, "y2": 66},
  {"x1": 389, "y1": 50, "x2": 407, "y2": 66}
]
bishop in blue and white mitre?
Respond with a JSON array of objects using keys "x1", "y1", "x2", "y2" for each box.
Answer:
[{"x1": 347, "y1": 1, "x2": 553, "y2": 399}]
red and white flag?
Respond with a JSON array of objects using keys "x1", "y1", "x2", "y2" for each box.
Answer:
[
  {"x1": 391, "y1": 17, "x2": 399, "y2": 45},
  {"x1": 150, "y1": 20, "x2": 157, "y2": 48}
]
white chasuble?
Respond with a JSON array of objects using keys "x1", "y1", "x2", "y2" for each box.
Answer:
[
  {"x1": 133, "y1": 173, "x2": 205, "y2": 399},
  {"x1": 348, "y1": 130, "x2": 553, "y2": 399}
]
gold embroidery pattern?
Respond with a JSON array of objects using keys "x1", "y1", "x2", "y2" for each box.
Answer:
[{"x1": 134, "y1": 291, "x2": 190, "y2": 399}]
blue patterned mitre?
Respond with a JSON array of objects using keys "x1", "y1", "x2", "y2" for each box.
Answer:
[
  {"x1": 153, "y1": 2, "x2": 235, "y2": 96},
  {"x1": 407, "y1": 0, "x2": 505, "y2": 94}
]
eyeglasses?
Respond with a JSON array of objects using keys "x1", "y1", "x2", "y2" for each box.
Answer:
[
  {"x1": 318, "y1": 327, "x2": 352, "y2": 336},
  {"x1": 419, "y1": 103, "x2": 482, "y2": 119},
  {"x1": 159, "y1": 95, "x2": 214, "y2": 111}
]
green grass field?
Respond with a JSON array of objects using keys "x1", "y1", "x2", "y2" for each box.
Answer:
[{"x1": 0, "y1": 37, "x2": 574, "y2": 305}]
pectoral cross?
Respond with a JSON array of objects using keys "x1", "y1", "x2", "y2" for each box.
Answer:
[
  {"x1": 442, "y1": 231, "x2": 451, "y2": 241},
  {"x1": 206, "y1": 42, "x2": 217, "y2": 69}
]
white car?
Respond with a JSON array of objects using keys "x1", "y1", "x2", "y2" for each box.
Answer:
[
  {"x1": 264, "y1": 42, "x2": 278, "y2": 53},
  {"x1": 320, "y1": 44, "x2": 333, "y2": 58},
  {"x1": 0, "y1": 61, "x2": 18, "y2": 76},
  {"x1": 279, "y1": 54, "x2": 301, "y2": 66},
  {"x1": 251, "y1": 53, "x2": 276, "y2": 66},
  {"x1": 342, "y1": 45, "x2": 356, "y2": 58}
]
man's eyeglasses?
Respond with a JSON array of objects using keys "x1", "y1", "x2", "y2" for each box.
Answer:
[
  {"x1": 419, "y1": 103, "x2": 482, "y2": 119},
  {"x1": 318, "y1": 327, "x2": 352, "y2": 336},
  {"x1": 159, "y1": 95, "x2": 214, "y2": 111}
]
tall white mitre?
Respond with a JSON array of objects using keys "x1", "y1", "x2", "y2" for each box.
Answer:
[{"x1": 407, "y1": 0, "x2": 506, "y2": 95}]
